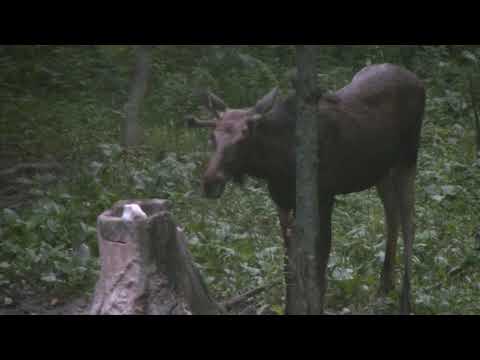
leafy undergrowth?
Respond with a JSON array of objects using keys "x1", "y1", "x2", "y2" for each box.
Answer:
[{"x1": 1, "y1": 46, "x2": 480, "y2": 315}]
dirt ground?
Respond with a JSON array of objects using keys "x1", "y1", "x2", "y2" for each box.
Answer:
[{"x1": 0, "y1": 290, "x2": 91, "y2": 315}]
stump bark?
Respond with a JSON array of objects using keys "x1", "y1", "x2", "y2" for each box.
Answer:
[{"x1": 89, "y1": 199, "x2": 222, "y2": 315}]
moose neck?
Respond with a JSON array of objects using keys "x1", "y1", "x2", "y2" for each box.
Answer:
[
  {"x1": 217, "y1": 93, "x2": 297, "y2": 211},
  {"x1": 243, "y1": 119, "x2": 295, "y2": 185}
]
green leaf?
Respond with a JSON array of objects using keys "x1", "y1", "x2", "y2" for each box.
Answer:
[
  {"x1": 3, "y1": 208, "x2": 20, "y2": 224},
  {"x1": 332, "y1": 267, "x2": 354, "y2": 281},
  {"x1": 462, "y1": 50, "x2": 479, "y2": 64},
  {"x1": 46, "y1": 219, "x2": 58, "y2": 233},
  {"x1": 271, "y1": 305, "x2": 284, "y2": 315},
  {"x1": 425, "y1": 184, "x2": 438, "y2": 196},
  {"x1": 41, "y1": 273, "x2": 57, "y2": 283},
  {"x1": 431, "y1": 195, "x2": 445, "y2": 203},
  {"x1": 4, "y1": 297, "x2": 13, "y2": 306},
  {"x1": 441, "y1": 185, "x2": 458, "y2": 196}
]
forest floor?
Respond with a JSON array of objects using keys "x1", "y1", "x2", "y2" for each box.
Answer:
[
  {"x1": 0, "y1": 149, "x2": 89, "y2": 315},
  {"x1": 0, "y1": 286, "x2": 279, "y2": 315},
  {"x1": 0, "y1": 288, "x2": 91, "y2": 315}
]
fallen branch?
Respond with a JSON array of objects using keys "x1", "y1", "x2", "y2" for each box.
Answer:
[{"x1": 222, "y1": 281, "x2": 281, "y2": 311}]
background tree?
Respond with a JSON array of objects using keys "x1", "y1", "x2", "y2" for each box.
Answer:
[
  {"x1": 468, "y1": 74, "x2": 480, "y2": 157},
  {"x1": 121, "y1": 45, "x2": 152, "y2": 147}
]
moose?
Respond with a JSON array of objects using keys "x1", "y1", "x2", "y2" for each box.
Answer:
[{"x1": 186, "y1": 63, "x2": 426, "y2": 315}]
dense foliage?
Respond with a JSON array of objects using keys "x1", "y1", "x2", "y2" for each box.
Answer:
[{"x1": 1, "y1": 45, "x2": 479, "y2": 314}]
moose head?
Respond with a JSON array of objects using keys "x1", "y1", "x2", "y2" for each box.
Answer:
[{"x1": 186, "y1": 88, "x2": 279, "y2": 199}]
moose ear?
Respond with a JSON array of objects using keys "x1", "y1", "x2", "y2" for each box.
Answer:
[
  {"x1": 254, "y1": 87, "x2": 279, "y2": 115},
  {"x1": 201, "y1": 91, "x2": 228, "y2": 115}
]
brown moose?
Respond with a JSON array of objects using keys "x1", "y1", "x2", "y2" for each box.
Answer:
[{"x1": 186, "y1": 63, "x2": 426, "y2": 315}]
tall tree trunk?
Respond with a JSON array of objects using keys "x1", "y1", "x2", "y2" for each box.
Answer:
[
  {"x1": 292, "y1": 45, "x2": 324, "y2": 314},
  {"x1": 469, "y1": 75, "x2": 480, "y2": 158},
  {"x1": 121, "y1": 45, "x2": 152, "y2": 147}
]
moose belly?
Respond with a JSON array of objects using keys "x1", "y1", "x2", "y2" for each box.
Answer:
[
  {"x1": 330, "y1": 164, "x2": 390, "y2": 195},
  {"x1": 323, "y1": 144, "x2": 400, "y2": 195}
]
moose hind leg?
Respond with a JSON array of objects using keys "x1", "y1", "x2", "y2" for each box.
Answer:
[
  {"x1": 314, "y1": 196, "x2": 335, "y2": 314},
  {"x1": 394, "y1": 165, "x2": 417, "y2": 315},
  {"x1": 376, "y1": 173, "x2": 401, "y2": 295}
]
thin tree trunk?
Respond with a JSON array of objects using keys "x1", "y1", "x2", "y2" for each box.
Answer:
[
  {"x1": 469, "y1": 75, "x2": 480, "y2": 158},
  {"x1": 121, "y1": 45, "x2": 152, "y2": 147},
  {"x1": 292, "y1": 45, "x2": 323, "y2": 315}
]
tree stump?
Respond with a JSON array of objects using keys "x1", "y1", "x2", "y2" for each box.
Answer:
[{"x1": 89, "y1": 199, "x2": 221, "y2": 315}]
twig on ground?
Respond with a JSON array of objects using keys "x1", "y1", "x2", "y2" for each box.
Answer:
[{"x1": 222, "y1": 280, "x2": 281, "y2": 311}]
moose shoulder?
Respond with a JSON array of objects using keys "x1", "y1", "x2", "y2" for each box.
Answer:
[{"x1": 186, "y1": 63, "x2": 426, "y2": 314}]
